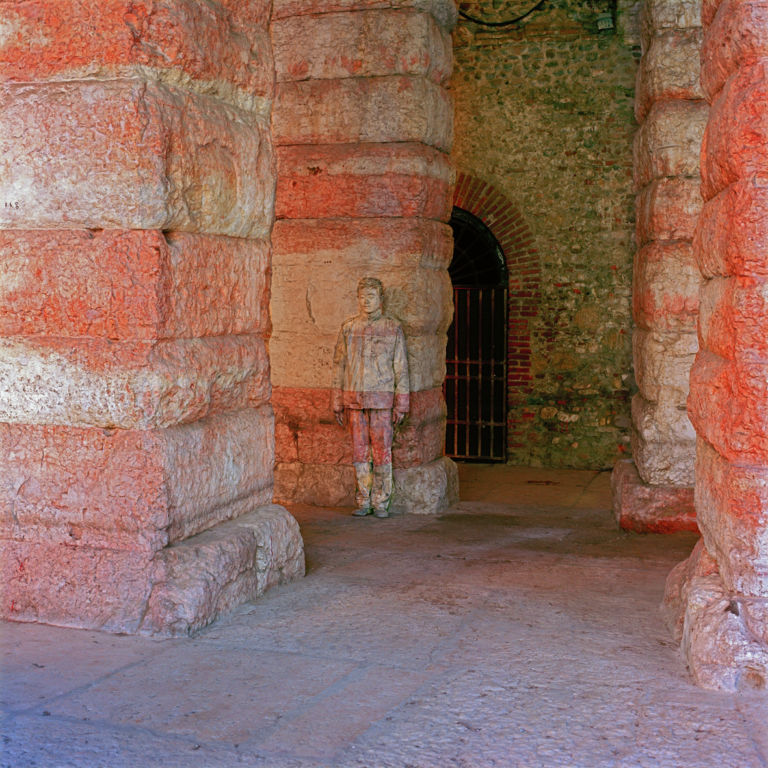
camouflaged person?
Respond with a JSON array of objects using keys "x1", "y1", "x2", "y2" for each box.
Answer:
[{"x1": 332, "y1": 277, "x2": 409, "y2": 518}]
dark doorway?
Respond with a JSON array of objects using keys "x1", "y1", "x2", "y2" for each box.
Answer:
[{"x1": 445, "y1": 207, "x2": 508, "y2": 462}]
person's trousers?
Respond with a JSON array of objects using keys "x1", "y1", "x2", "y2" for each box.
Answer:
[{"x1": 348, "y1": 408, "x2": 393, "y2": 513}]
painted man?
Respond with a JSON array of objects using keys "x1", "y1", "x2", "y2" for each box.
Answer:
[{"x1": 332, "y1": 277, "x2": 409, "y2": 518}]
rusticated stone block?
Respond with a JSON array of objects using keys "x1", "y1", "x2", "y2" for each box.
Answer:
[
  {"x1": 0, "y1": 1, "x2": 273, "y2": 108},
  {"x1": 642, "y1": 0, "x2": 703, "y2": 40},
  {"x1": 0, "y1": 336, "x2": 271, "y2": 429},
  {"x1": 633, "y1": 328, "x2": 698, "y2": 404},
  {"x1": 272, "y1": 0, "x2": 458, "y2": 29},
  {"x1": 633, "y1": 242, "x2": 700, "y2": 331},
  {"x1": 689, "y1": 350, "x2": 768, "y2": 464},
  {"x1": 274, "y1": 462, "x2": 356, "y2": 507},
  {"x1": 140, "y1": 505, "x2": 305, "y2": 636},
  {"x1": 611, "y1": 459, "x2": 697, "y2": 533},
  {"x1": 635, "y1": 29, "x2": 705, "y2": 122},
  {"x1": 701, "y1": 0, "x2": 768, "y2": 99},
  {"x1": 636, "y1": 177, "x2": 703, "y2": 246},
  {"x1": 272, "y1": 260, "x2": 452, "y2": 340},
  {"x1": 741, "y1": 599, "x2": 768, "y2": 646},
  {"x1": 633, "y1": 100, "x2": 708, "y2": 190},
  {"x1": 0, "y1": 540, "x2": 154, "y2": 632},
  {"x1": 701, "y1": 61, "x2": 768, "y2": 201},
  {"x1": 632, "y1": 429, "x2": 696, "y2": 486},
  {"x1": 695, "y1": 178, "x2": 768, "y2": 278},
  {"x1": 274, "y1": 76, "x2": 452, "y2": 151},
  {"x1": 702, "y1": 0, "x2": 726, "y2": 25},
  {"x1": 698, "y1": 275, "x2": 768, "y2": 361},
  {"x1": 392, "y1": 456, "x2": 458, "y2": 515},
  {"x1": 632, "y1": 393, "x2": 696, "y2": 446},
  {"x1": 276, "y1": 143, "x2": 453, "y2": 221},
  {"x1": 694, "y1": 439, "x2": 768, "y2": 597},
  {"x1": 0, "y1": 230, "x2": 269, "y2": 340},
  {"x1": 273, "y1": 10, "x2": 452, "y2": 84},
  {"x1": 273, "y1": 218, "x2": 452, "y2": 271},
  {"x1": 0, "y1": 80, "x2": 273, "y2": 237},
  {"x1": 0, "y1": 408, "x2": 274, "y2": 551}
]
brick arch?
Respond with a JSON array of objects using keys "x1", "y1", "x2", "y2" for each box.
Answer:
[{"x1": 452, "y1": 172, "x2": 541, "y2": 455}]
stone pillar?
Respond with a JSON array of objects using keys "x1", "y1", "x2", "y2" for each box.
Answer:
[
  {"x1": 270, "y1": 0, "x2": 459, "y2": 514},
  {"x1": 663, "y1": 0, "x2": 768, "y2": 690},
  {"x1": 0, "y1": 1, "x2": 304, "y2": 636},
  {"x1": 612, "y1": 0, "x2": 707, "y2": 533}
]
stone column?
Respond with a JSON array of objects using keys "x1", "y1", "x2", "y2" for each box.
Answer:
[
  {"x1": 0, "y1": 1, "x2": 304, "y2": 636},
  {"x1": 663, "y1": 0, "x2": 768, "y2": 690},
  {"x1": 612, "y1": 0, "x2": 708, "y2": 533},
  {"x1": 270, "y1": 0, "x2": 459, "y2": 514}
]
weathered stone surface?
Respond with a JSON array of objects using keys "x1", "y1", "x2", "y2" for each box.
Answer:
[
  {"x1": 642, "y1": 0, "x2": 703, "y2": 41},
  {"x1": 633, "y1": 329, "x2": 698, "y2": 404},
  {"x1": 695, "y1": 178, "x2": 768, "y2": 278},
  {"x1": 140, "y1": 505, "x2": 305, "y2": 636},
  {"x1": 0, "y1": 230, "x2": 269, "y2": 340},
  {"x1": 632, "y1": 429, "x2": 696, "y2": 487},
  {"x1": 392, "y1": 456, "x2": 458, "y2": 515},
  {"x1": 274, "y1": 76, "x2": 452, "y2": 151},
  {"x1": 272, "y1": 0, "x2": 458, "y2": 28},
  {"x1": 633, "y1": 242, "x2": 700, "y2": 331},
  {"x1": 636, "y1": 177, "x2": 702, "y2": 247},
  {"x1": 0, "y1": 336, "x2": 270, "y2": 429},
  {"x1": 702, "y1": 0, "x2": 726, "y2": 26},
  {"x1": 701, "y1": 0, "x2": 768, "y2": 99},
  {"x1": 701, "y1": 61, "x2": 768, "y2": 201},
  {"x1": 0, "y1": 540, "x2": 154, "y2": 632},
  {"x1": 635, "y1": 29, "x2": 705, "y2": 122},
  {"x1": 698, "y1": 275, "x2": 768, "y2": 361},
  {"x1": 274, "y1": 462, "x2": 356, "y2": 507},
  {"x1": 0, "y1": 408, "x2": 274, "y2": 551},
  {"x1": 273, "y1": 10, "x2": 452, "y2": 84},
  {"x1": 740, "y1": 599, "x2": 768, "y2": 646},
  {"x1": 276, "y1": 143, "x2": 453, "y2": 221},
  {"x1": 632, "y1": 393, "x2": 696, "y2": 446},
  {"x1": 611, "y1": 459, "x2": 697, "y2": 533},
  {"x1": 0, "y1": 0, "x2": 273, "y2": 109},
  {"x1": 694, "y1": 438, "x2": 768, "y2": 596},
  {"x1": 634, "y1": 100, "x2": 708, "y2": 190},
  {"x1": 0, "y1": 80, "x2": 273, "y2": 237},
  {"x1": 689, "y1": 350, "x2": 768, "y2": 464}
]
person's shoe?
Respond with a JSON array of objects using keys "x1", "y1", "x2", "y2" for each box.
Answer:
[
  {"x1": 373, "y1": 508, "x2": 389, "y2": 519},
  {"x1": 352, "y1": 507, "x2": 373, "y2": 517}
]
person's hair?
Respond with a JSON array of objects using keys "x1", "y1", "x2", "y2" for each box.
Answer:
[{"x1": 357, "y1": 277, "x2": 384, "y2": 297}]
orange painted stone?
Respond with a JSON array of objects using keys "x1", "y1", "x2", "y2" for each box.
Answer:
[
  {"x1": 633, "y1": 100, "x2": 708, "y2": 190},
  {"x1": 702, "y1": 0, "x2": 727, "y2": 26},
  {"x1": 695, "y1": 178, "x2": 768, "y2": 278},
  {"x1": 273, "y1": 9, "x2": 452, "y2": 84},
  {"x1": 633, "y1": 242, "x2": 700, "y2": 332},
  {"x1": 701, "y1": 0, "x2": 768, "y2": 99},
  {"x1": 701, "y1": 61, "x2": 768, "y2": 201},
  {"x1": 274, "y1": 462, "x2": 356, "y2": 507},
  {"x1": 0, "y1": 0, "x2": 273, "y2": 102},
  {"x1": 688, "y1": 350, "x2": 768, "y2": 465},
  {"x1": 635, "y1": 29, "x2": 705, "y2": 122},
  {"x1": 0, "y1": 230, "x2": 269, "y2": 340},
  {"x1": 276, "y1": 143, "x2": 453, "y2": 222},
  {"x1": 272, "y1": 0, "x2": 458, "y2": 28},
  {"x1": 0, "y1": 80, "x2": 273, "y2": 237},
  {"x1": 0, "y1": 336, "x2": 271, "y2": 429},
  {"x1": 635, "y1": 177, "x2": 702, "y2": 247},
  {"x1": 274, "y1": 76, "x2": 452, "y2": 151}
]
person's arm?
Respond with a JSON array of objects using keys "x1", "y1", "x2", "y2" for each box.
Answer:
[
  {"x1": 331, "y1": 325, "x2": 347, "y2": 425},
  {"x1": 392, "y1": 324, "x2": 409, "y2": 424}
]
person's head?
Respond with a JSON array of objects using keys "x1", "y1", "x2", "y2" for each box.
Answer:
[{"x1": 357, "y1": 277, "x2": 384, "y2": 315}]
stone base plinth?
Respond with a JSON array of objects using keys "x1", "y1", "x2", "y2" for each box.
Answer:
[
  {"x1": 611, "y1": 459, "x2": 698, "y2": 533},
  {"x1": 393, "y1": 456, "x2": 458, "y2": 515},
  {"x1": 663, "y1": 540, "x2": 768, "y2": 692},
  {"x1": 140, "y1": 505, "x2": 305, "y2": 636}
]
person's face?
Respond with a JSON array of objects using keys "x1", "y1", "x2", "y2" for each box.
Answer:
[{"x1": 358, "y1": 287, "x2": 382, "y2": 315}]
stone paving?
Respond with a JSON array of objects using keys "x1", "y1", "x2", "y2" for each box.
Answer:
[{"x1": 2, "y1": 465, "x2": 766, "y2": 767}]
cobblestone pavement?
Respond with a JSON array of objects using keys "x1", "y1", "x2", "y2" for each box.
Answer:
[{"x1": 2, "y1": 466, "x2": 766, "y2": 767}]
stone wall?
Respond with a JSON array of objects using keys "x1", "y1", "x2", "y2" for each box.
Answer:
[
  {"x1": 451, "y1": 0, "x2": 638, "y2": 468},
  {"x1": 270, "y1": 0, "x2": 459, "y2": 513},
  {"x1": 0, "y1": 1, "x2": 304, "y2": 635},
  {"x1": 663, "y1": 0, "x2": 768, "y2": 691}
]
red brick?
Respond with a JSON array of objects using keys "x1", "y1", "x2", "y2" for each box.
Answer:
[
  {"x1": 0, "y1": 230, "x2": 269, "y2": 340},
  {"x1": 275, "y1": 143, "x2": 453, "y2": 221}
]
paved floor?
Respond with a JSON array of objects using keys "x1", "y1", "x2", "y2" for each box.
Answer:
[{"x1": 1, "y1": 465, "x2": 767, "y2": 768}]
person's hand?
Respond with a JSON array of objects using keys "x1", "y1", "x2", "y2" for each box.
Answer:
[
  {"x1": 393, "y1": 409, "x2": 407, "y2": 426},
  {"x1": 334, "y1": 408, "x2": 345, "y2": 426}
]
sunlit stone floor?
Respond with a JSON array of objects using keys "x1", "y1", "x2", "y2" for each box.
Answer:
[{"x1": 2, "y1": 465, "x2": 766, "y2": 767}]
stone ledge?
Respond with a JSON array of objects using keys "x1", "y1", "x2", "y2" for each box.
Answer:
[
  {"x1": 140, "y1": 505, "x2": 305, "y2": 637},
  {"x1": 611, "y1": 459, "x2": 698, "y2": 533}
]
